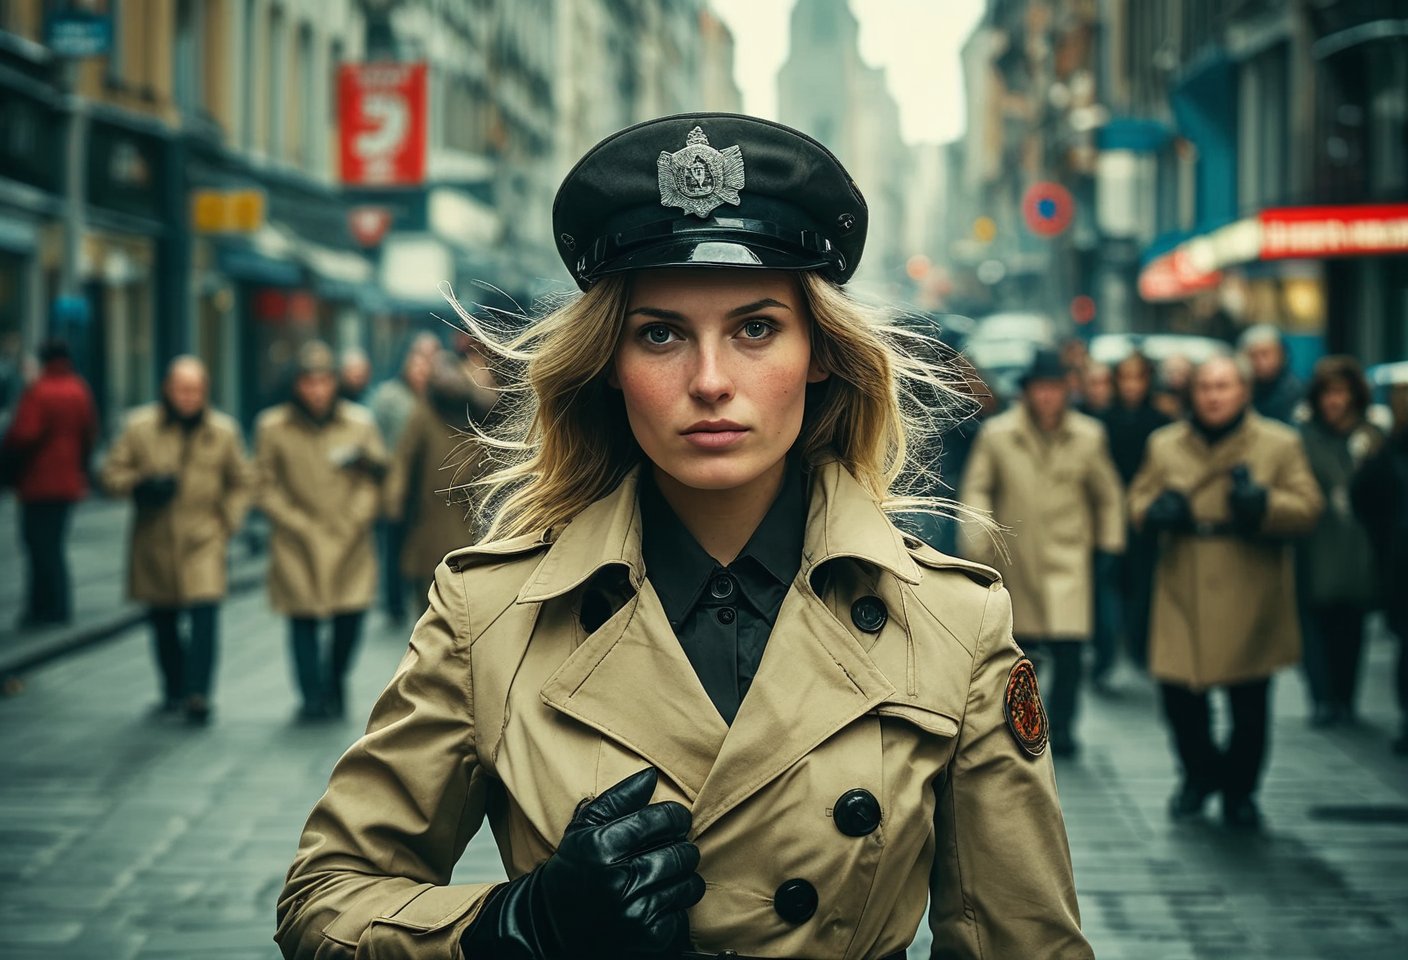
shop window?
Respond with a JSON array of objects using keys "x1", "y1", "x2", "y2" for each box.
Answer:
[
  {"x1": 295, "y1": 24, "x2": 315, "y2": 171},
  {"x1": 268, "y1": 5, "x2": 288, "y2": 161}
]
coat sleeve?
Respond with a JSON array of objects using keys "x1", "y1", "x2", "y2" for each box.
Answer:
[
  {"x1": 1086, "y1": 429, "x2": 1126, "y2": 553},
  {"x1": 221, "y1": 427, "x2": 253, "y2": 535},
  {"x1": 275, "y1": 560, "x2": 500, "y2": 960},
  {"x1": 928, "y1": 583, "x2": 1092, "y2": 960},
  {"x1": 956, "y1": 428, "x2": 999, "y2": 563},
  {"x1": 1126, "y1": 438, "x2": 1166, "y2": 531},
  {"x1": 2, "y1": 384, "x2": 43, "y2": 450},
  {"x1": 100, "y1": 420, "x2": 143, "y2": 496},
  {"x1": 346, "y1": 421, "x2": 389, "y2": 528},
  {"x1": 1260, "y1": 433, "x2": 1324, "y2": 537}
]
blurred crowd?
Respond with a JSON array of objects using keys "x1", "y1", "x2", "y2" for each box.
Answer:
[{"x1": 1, "y1": 316, "x2": 1406, "y2": 829}]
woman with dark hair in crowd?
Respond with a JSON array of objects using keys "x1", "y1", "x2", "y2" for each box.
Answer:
[{"x1": 1298, "y1": 355, "x2": 1382, "y2": 727}]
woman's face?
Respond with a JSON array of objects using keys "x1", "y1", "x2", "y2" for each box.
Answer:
[
  {"x1": 1316, "y1": 379, "x2": 1354, "y2": 428},
  {"x1": 612, "y1": 269, "x2": 827, "y2": 493}
]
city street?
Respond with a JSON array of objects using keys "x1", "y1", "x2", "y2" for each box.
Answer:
[{"x1": 2, "y1": 585, "x2": 1407, "y2": 959}]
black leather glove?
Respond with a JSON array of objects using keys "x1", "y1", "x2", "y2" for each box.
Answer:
[
  {"x1": 461, "y1": 767, "x2": 704, "y2": 959},
  {"x1": 336, "y1": 450, "x2": 388, "y2": 482},
  {"x1": 1228, "y1": 465, "x2": 1268, "y2": 534},
  {"x1": 133, "y1": 474, "x2": 179, "y2": 508},
  {"x1": 1144, "y1": 489, "x2": 1192, "y2": 533}
]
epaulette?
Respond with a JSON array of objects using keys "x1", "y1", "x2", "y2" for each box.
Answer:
[
  {"x1": 444, "y1": 530, "x2": 554, "y2": 573},
  {"x1": 902, "y1": 535, "x2": 1002, "y2": 587}
]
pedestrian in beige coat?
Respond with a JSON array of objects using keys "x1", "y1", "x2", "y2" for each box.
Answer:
[
  {"x1": 960, "y1": 348, "x2": 1125, "y2": 756},
  {"x1": 277, "y1": 115, "x2": 1093, "y2": 960},
  {"x1": 383, "y1": 352, "x2": 498, "y2": 595},
  {"x1": 102, "y1": 356, "x2": 250, "y2": 723},
  {"x1": 254, "y1": 341, "x2": 386, "y2": 721},
  {"x1": 1129, "y1": 355, "x2": 1322, "y2": 829}
]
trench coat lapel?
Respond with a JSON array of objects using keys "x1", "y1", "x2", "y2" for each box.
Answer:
[
  {"x1": 532, "y1": 461, "x2": 917, "y2": 824},
  {"x1": 1176, "y1": 415, "x2": 1257, "y2": 492},
  {"x1": 532, "y1": 469, "x2": 726, "y2": 800},
  {"x1": 688, "y1": 462, "x2": 912, "y2": 834}
]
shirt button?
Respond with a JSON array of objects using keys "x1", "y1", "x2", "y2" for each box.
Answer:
[
  {"x1": 710, "y1": 574, "x2": 735, "y2": 599},
  {"x1": 717, "y1": 606, "x2": 736, "y2": 625}
]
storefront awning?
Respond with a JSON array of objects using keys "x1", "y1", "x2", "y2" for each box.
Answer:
[{"x1": 1138, "y1": 203, "x2": 1408, "y2": 301}]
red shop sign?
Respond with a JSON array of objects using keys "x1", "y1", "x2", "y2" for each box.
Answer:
[
  {"x1": 339, "y1": 62, "x2": 428, "y2": 187},
  {"x1": 1259, "y1": 204, "x2": 1408, "y2": 260}
]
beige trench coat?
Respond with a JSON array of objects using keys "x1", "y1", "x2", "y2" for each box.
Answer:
[
  {"x1": 254, "y1": 401, "x2": 386, "y2": 617},
  {"x1": 959, "y1": 407, "x2": 1125, "y2": 640},
  {"x1": 276, "y1": 461, "x2": 1092, "y2": 960},
  {"x1": 383, "y1": 400, "x2": 482, "y2": 583},
  {"x1": 1128, "y1": 414, "x2": 1323, "y2": 689},
  {"x1": 100, "y1": 404, "x2": 251, "y2": 606}
]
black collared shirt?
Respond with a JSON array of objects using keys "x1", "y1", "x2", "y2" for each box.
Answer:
[{"x1": 640, "y1": 464, "x2": 807, "y2": 725}]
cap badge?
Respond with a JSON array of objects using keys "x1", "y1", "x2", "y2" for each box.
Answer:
[{"x1": 657, "y1": 126, "x2": 745, "y2": 218}]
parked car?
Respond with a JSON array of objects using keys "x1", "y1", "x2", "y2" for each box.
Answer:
[
  {"x1": 962, "y1": 338, "x2": 1038, "y2": 404},
  {"x1": 1088, "y1": 332, "x2": 1231, "y2": 367},
  {"x1": 967, "y1": 311, "x2": 1059, "y2": 350}
]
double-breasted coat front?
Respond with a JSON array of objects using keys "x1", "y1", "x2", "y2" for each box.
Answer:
[
  {"x1": 1128, "y1": 414, "x2": 1323, "y2": 689},
  {"x1": 276, "y1": 462, "x2": 1092, "y2": 960},
  {"x1": 100, "y1": 404, "x2": 251, "y2": 606},
  {"x1": 958, "y1": 407, "x2": 1125, "y2": 640},
  {"x1": 254, "y1": 401, "x2": 386, "y2": 618}
]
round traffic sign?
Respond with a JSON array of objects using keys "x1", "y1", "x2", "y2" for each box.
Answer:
[{"x1": 1023, "y1": 182, "x2": 1074, "y2": 237}]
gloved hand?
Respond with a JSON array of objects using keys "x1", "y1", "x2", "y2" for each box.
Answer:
[
  {"x1": 336, "y1": 450, "x2": 388, "y2": 482},
  {"x1": 133, "y1": 474, "x2": 179, "y2": 508},
  {"x1": 460, "y1": 767, "x2": 704, "y2": 959},
  {"x1": 1144, "y1": 489, "x2": 1192, "y2": 533},
  {"x1": 1228, "y1": 465, "x2": 1268, "y2": 534}
]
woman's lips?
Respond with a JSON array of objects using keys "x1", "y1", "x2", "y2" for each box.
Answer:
[{"x1": 682, "y1": 428, "x2": 748, "y2": 449}]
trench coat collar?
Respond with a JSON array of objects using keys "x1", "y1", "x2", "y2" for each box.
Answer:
[
  {"x1": 518, "y1": 458, "x2": 921, "y2": 604},
  {"x1": 531, "y1": 459, "x2": 915, "y2": 821},
  {"x1": 1014, "y1": 403, "x2": 1073, "y2": 449}
]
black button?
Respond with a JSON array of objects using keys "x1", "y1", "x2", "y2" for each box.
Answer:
[
  {"x1": 717, "y1": 606, "x2": 736, "y2": 625},
  {"x1": 773, "y1": 878, "x2": 817, "y2": 924},
  {"x1": 833, "y1": 788, "x2": 882, "y2": 837},
  {"x1": 710, "y1": 575, "x2": 735, "y2": 600},
  {"x1": 850, "y1": 596, "x2": 887, "y2": 633}
]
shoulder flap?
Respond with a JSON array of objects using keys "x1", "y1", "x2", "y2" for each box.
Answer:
[
  {"x1": 444, "y1": 530, "x2": 553, "y2": 573},
  {"x1": 903, "y1": 536, "x2": 1002, "y2": 586}
]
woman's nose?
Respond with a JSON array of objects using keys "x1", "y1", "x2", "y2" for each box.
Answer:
[{"x1": 689, "y1": 344, "x2": 734, "y2": 404}]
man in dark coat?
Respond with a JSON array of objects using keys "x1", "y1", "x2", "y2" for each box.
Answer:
[
  {"x1": 1240, "y1": 324, "x2": 1303, "y2": 424},
  {"x1": 1, "y1": 339, "x2": 98, "y2": 626},
  {"x1": 1351, "y1": 379, "x2": 1408, "y2": 754}
]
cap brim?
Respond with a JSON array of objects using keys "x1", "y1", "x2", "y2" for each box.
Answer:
[{"x1": 590, "y1": 238, "x2": 831, "y2": 281}]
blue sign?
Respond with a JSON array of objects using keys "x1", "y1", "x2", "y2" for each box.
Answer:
[{"x1": 45, "y1": 10, "x2": 112, "y2": 58}]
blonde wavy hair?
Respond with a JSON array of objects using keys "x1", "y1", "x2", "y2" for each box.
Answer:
[{"x1": 447, "y1": 271, "x2": 979, "y2": 542}]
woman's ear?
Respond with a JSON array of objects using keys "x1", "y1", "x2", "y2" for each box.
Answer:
[{"x1": 806, "y1": 357, "x2": 830, "y2": 384}]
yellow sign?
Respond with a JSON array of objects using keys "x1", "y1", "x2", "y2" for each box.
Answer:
[
  {"x1": 192, "y1": 189, "x2": 266, "y2": 233},
  {"x1": 974, "y1": 216, "x2": 997, "y2": 243}
]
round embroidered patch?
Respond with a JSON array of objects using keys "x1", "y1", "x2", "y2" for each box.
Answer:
[{"x1": 1003, "y1": 658, "x2": 1048, "y2": 758}]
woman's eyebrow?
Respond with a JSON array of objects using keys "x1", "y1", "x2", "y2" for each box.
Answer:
[
  {"x1": 727, "y1": 298, "x2": 791, "y2": 317},
  {"x1": 625, "y1": 298, "x2": 792, "y2": 322}
]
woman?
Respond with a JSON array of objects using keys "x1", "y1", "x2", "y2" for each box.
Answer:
[
  {"x1": 1298, "y1": 356, "x2": 1382, "y2": 727},
  {"x1": 255, "y1": 340, "x2": 387, "y2": 720},
  {"x1": 276, "y1": 115, "x2": 1091, "y2": 959}
]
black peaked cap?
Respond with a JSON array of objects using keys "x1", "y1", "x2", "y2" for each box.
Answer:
[{"x1": 552, "y1": 113, "x2": 869, "y2": 291}]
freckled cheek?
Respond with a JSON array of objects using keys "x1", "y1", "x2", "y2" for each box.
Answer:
[
  {"x1": 615, "y1": 364, "x2": 678, "y2": 437},
  {"x1": 749, "y1": 359, "x2": 811, "y2": 438}
]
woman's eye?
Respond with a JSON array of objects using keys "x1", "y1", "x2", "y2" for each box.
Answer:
[
  {"x1": 641, "y1": 324, "x2": 677, "y2": 345},
  {"x1": 741, "y1": 319, "x2": 774, "y2": 339}
]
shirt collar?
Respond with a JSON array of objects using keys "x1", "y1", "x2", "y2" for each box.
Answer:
[
  {"x1": 515, "y1": 458, "x2": 921, "y2": 604},
  {"x1": 638, "y1": 461, "x2": 807, "y2": 625}
]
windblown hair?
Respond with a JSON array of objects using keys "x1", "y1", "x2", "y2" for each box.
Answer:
[{"x1": 445, "y1": 272, "x2": 980, "y2": 542}]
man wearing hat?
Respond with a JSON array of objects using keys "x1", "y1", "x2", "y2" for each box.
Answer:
[
  {"x1": 960, "y1": 348, "x2": 1125, "y2": 755},
  {"x1": 254, "y1": 341, "x2": 387, "y2": 720}
]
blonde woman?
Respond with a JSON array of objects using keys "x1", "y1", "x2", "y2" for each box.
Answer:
[{"x1": 277, "y1": 115, "x2": 1092, "y2": 960}]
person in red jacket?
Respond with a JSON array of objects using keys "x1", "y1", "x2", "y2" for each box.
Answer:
[{"x1": 1, "y1": 339, "x2": 98, "y2": 626}]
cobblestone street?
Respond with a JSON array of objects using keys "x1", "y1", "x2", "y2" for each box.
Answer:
[{"x1": 2, "y1": 585, "x2": 1407, "y2": 960}]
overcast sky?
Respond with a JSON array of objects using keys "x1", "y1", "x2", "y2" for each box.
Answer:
[{"x1": 709, "y1": 0, "x2": 987, "y2": 144}]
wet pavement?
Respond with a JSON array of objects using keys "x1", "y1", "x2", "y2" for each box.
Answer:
[{"x1": 2, "y1": 584, "x2": 1406, "y2": 959}]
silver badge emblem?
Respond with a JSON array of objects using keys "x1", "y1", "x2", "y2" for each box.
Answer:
[{"x1": 657, "y1": 126, "x2": 745, "y2": 218}]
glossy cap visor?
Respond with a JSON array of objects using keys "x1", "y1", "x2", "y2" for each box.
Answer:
[{"x1": 576, "y1": 218, "x2": 845, "y2": 287}]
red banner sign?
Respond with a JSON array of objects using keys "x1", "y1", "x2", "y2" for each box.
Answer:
[
  {"x1": 1260, "y1": 204, "x2": 1408, "y2": 260},
  {"x1": 339, "y1": 63, "x2": 428, "y2": 187}
]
